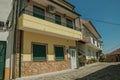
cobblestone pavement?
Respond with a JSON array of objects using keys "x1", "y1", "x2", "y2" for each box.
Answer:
[{"x1": 16, "y1": 62, "x2": 120, "y2": 80}]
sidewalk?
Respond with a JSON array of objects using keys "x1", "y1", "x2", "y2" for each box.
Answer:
[{"x1": 16, "y1": 62, "x2": 120, "y2": 80}]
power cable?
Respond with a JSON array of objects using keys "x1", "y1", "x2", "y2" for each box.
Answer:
[
  {"x1": 104, "y1": 42, "x2": 120, "y2": 53},
  {"x1": 82, "y1": 17, "x2": 120, "y2": 26}
]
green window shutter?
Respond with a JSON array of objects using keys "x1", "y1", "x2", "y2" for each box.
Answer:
[
  {"x1": 55, "y1": 46, "x2": 64, "y2": 60},
  {"x1": 0, "y1": 41, "x2": 6, "y2": 80},
  {"x1": 66, "y1": 19, "x2": 73, "y2": 28},
  {"x1": 55, "y1": 15, "x2": 61, "y2": 25},
  {"x1": 33, "y1": 6, "x2": 45, "y2": 19},
  {"x1": 33, "y1": 44, "x2": 46, "y2": 61}
]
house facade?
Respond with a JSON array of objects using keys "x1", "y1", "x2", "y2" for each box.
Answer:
[
  {"x1": 105, "y1": 48, "x2": 120, "y2": 62},
  {"x1": 14, "y1": 0, "x2": 82, "y2": 78},
  {"x1": 0, "y1": 0, "x2": 15, "y2": 80},
  {"x1": 78, "y1": 19, "x2": 102, "y2": 61}
]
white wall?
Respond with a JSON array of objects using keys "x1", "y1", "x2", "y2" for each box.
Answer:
[
  {"x1": 0, "y1": 32, "x2": 9, "y2": 41},
  {"x1": 0, "y1": 0, "x2": 13, "y2": 68},
  {"x1": 85, "y1": 45, "x2": 97, "y2": 59},
  {"x1": 0, "y1": 0, "x2": 13, "y2": 21}
]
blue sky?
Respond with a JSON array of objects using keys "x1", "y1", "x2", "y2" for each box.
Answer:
[{"x1": 67, "y1": 0, "x2": 120, "y2": 53}]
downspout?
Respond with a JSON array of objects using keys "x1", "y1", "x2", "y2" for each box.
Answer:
[
  {"x1": 74, "y1": 17, "x2": 81, "y2": 68},
  {"x1": 19, "y1": 0, "x2": 28, "y2": 77},
  {"x1": 76, "y1": 41, "x2": 79, "y2": 68},
  {"x1": 19, "y1": 30, "x2": 23, "y2": 77},
  {"x1": 12, "y1": 0, "x2": 19, "y2": 79}
]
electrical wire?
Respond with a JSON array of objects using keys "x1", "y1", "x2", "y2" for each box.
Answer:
[
  {"x1": 104, "y1": 42, "x2": 120, "y2": 53},
  {"x1": 82, "y1": 17, "x2": 120, "y2": 26}
]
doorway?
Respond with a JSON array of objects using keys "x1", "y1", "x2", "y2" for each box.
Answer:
[
  {"x1": 0, "y1": 41, "x2": 6, "y2": 80},
  {"x1": 70, "y1": 48, "x2": 77, "y2": 69}
]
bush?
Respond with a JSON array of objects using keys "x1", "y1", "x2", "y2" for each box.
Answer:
[
  {"x1": 86, "y1": 58, "x2": 98, "y2": 64},
  {"x1": 99, "y1": 54, "x2": 106, "y2": 62},
  {"x1": 90, "y1": 58, "x2": 98, "y2": 63},
  {"x1": 78, "y1": 55, "x2": 86, "y2": 67}
]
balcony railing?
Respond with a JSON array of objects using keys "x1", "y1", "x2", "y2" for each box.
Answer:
[
  {"x1": 19, "y1": 9, "x2": 81, "y2": 31},
  {"x1": 82, "y1": 36, "x2": 102, "y2": 49},
  {"x1": 82, "y1": 36, "x2": 91, "y2": 43}
]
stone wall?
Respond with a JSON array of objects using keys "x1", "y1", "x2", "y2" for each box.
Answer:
[
  {"x1": 15, "y1": 53, "x2": 20, "y2": 78},
  {"x1": 21, "y1": 60, "x2": 71, "y2": 77}
]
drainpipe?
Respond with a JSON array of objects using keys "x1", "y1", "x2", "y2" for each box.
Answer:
[
  {"x1": 19, "y1": 0, "x2": 28, "y2": 77},
  {"x1": 74, "y1": 17, "x2": 81, "y2": 68},
  {"x1": 76, "y1": 41, "x2": 79, "y2": 68},
  {"x1": 12, "y1": 0, "x2": 20, "y2": 79},
  {"x1": 19, "y1": 30, "x2": 23, "y2": 77}
]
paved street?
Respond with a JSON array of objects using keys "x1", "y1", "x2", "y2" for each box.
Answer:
[{"x1": 17, "y1": 62, "x2": 120, "y2": 80}]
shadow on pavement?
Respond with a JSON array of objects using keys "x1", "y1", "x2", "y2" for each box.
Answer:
[{"x1": 75, "y1": 64, "x2": 120, "y2": 80}]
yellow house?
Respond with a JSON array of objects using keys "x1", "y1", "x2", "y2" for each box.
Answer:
[{"x1": 15, "y1": 0, "x2": 82, "y2": 78}]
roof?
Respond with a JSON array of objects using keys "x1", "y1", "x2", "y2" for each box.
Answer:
[
  {"x1": 108, "y1": 48, "x2": 120, "y2": 55},
  {"x1": 49, "y1": 0, "x2": 81, "y2": 16},
  {"x1": 64, "y1": 0, "x2": 75, "y2": 8},
  {"x1": 89, "y1": 21, "x2": 102, "y2": 38},
  {"x1": 81, "y1": 19, "x2": 102, "y2": 39}
]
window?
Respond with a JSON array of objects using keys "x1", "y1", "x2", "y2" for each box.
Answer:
[
  {"x1": 55, "y1": 46, "x2": 64, "y2": 60},
  {"x1": 0, "y1": 21, "x2": 4, "y2": 27},
  {"x1": 96, "y1": 52, "x2": 99, "y2": 59},
  {"x1": 66, "y1": 19, "x2": 73, "y2": 28},
  {"x1": 19, "y1": 0, "x2": 27, "y2": 12},
  {"x1": 33, "y1": 6, "x2": 45, "y2": 19},
  {"x1": 33, "y1": 44, "x2": 46, "y2": 61},
  {"x1": 55, "y1": 14, "x2": 61, "y2": 25},
  {"x1": 93, "y1": 38, "x2": 95, "y2": 44}
]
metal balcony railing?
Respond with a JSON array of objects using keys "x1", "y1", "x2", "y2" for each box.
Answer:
[
  {"x1": 82, "y1": 36, "x2": 102, "y2": 49},
  {"x1": 19, "y1": 9, "x2": 81, "y2": 31},
  {"x1": 82, "y1": 36, "x2": 91, "y2": 43}
]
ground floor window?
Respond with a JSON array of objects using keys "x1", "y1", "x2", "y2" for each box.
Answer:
[
  {"x1": 33, "y1": 44, "x2": 47, "y2": 61},
  {"x1": 54, "y1": 46, "x2": 64, "y2": 60}
]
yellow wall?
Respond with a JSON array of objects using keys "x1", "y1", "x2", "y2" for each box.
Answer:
[
  {"x1": 18, "y1": 14, "x2": 82, "y2": 40},
  {"x1": 22, "y1": 31, "x2": 76, "y2": 61},
  {"x1": 4, "y1": 67, "x2": 10, "y2": 80}
]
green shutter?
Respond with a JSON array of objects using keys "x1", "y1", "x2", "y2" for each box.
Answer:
[
  {"x1": 0, "y1": 41, "x2": 6, "y2": 80},
  {"x1": 33, "y1": 44, "x2": 46, "y2": 61},
  {"x1": 55, "y1": 15, "x2": 61, "y2": 25},
  {"x1": 66, "y1": 19, "x2": 73, "y2": 28},
  {"x1": 33, "y1": 6, "x2": 45, "y2": 19},
  {"x1": 55, "y1": 46, "x2": 64, "y2": 60},
  {"x1": 96, "y1": 52, "x2": 99, "y2": 59}
]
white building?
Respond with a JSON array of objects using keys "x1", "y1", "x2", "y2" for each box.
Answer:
[
  {"x1": 78, "y1": 19, "x2": 102, "y2": 60},
  {"x1": 0, "y1": 0, "x2": 15, "y2": 80}
]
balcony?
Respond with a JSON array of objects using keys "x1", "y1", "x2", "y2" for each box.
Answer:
[
  {"x1": 82, "y1": 36, "x2": 102, "y2": 50},
  {"x1": 18, "y1": 10, "x2": 82, "y2": 40},
  {"x1": 82, "y1": 36, "x2": 91, "y2": 43}
]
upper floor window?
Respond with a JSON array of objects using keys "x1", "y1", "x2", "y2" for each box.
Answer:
[
  {"x1": 33, "y1": 6, "x2": 45, "y2": 19},
  {"x1": 66, "y1": 19, "x2": 73, "y2": 29},
  {"x1": 55, "y1": 14, "x2": 61, "y2": 25},
  {"x1": 93, "y1": 38, "x2": 96, "y2": 44}
]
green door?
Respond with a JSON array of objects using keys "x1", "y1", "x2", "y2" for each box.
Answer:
[{"x1": 0, "y1": 41, "x2": 6, "y2": 80}]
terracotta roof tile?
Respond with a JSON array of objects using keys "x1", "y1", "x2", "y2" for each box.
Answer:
[{"x1": 109, "y1": 48, "x2": 120, "y2": 55}]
